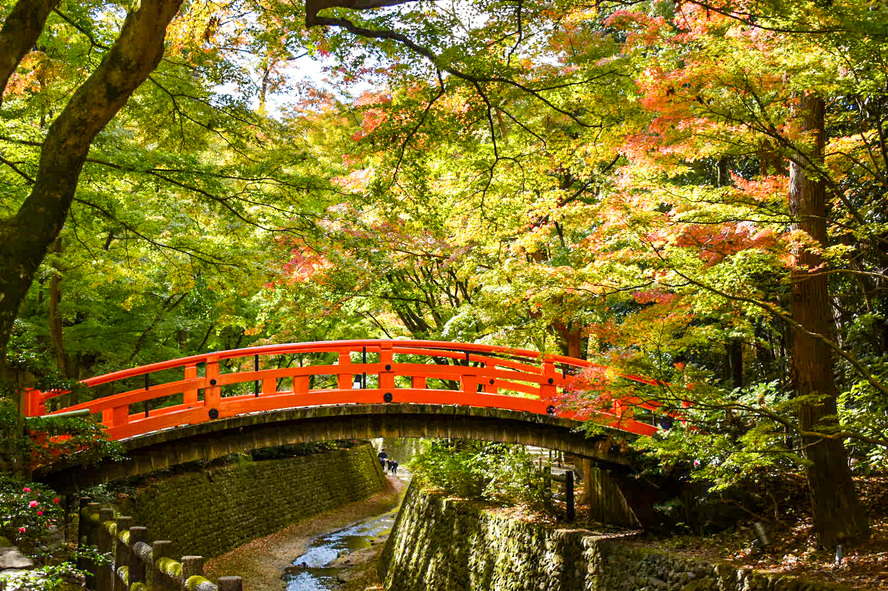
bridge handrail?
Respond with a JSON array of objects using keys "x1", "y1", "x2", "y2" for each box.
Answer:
[
  {"x1": 26, "y1": 340, "x2": 669, "y2": 440},
  {"x1": 38, "y1": 339, "x2": 661, "y2": 396}
]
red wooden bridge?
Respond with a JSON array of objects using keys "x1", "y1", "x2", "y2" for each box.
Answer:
[{"x1": 26, "y1": 340, "x2": 665, "y2": 441}]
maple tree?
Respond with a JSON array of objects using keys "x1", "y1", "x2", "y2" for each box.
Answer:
[
  {"x1": 279, "y1": 0, "x2": 888, "y2": 546},
  {"x1": 2, "y1": 0, "x2": 887, "y2": 551},
  {"x1": 570, "y1": 0, "x2": 886, "y2": 545}
]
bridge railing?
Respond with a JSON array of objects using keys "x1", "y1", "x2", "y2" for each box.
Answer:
[{"x1": 26, "y1": 340, "x2": 664, "y2": 440}]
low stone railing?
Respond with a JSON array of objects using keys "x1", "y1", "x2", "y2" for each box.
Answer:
[{"x1": 79, "y1": 499, "x2": 243, "y2": 591}]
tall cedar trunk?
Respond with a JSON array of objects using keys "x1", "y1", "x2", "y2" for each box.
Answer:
[
  {"x1": 0, "y1": 0, "x2": 184, "y2": 368},
  {"x1": 789, "y1": 93, "x2": 869, "y2": 546}
]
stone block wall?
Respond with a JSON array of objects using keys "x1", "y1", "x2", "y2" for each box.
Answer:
[
  {"x1": 380, "y1": 485, "x2": 856, "y2": 591},
  {"x1": 131, "y1": 444, "x2": 385, "y2": 558}
]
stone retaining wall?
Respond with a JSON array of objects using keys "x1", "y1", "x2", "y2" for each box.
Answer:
[
  {"x1": 380, "y1": 485, "x2": 856, "y2": 591},
  {"x1": 130, "y1": 444, "x2": 385, "y2": 559}
]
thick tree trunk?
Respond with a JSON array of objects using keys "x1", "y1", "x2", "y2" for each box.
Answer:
[
  {"x1": 0, "y1": 0, "x2": 184, "y2": 364},
  {"x1": 789, "y1": 93, "x2": 869, "y2": 546},
  {"x1": 0, "y1": 0, "x2": 60, "y2": 102}
]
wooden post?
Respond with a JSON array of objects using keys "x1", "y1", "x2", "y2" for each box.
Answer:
[
  {"x1": 379, "y1": 345, "x2": 394, "y2": 392},
  {"x1": 128, "y1": 526, "x2": 148, "y2": 586},
  {"x1": 293, "y1": 374, "x2": 310, "y2": 394},
  {"x1": 460, "y1": 352, "x2": 477, "y2": 394},
  {"x1": 261, "y1": 375, "x2": 276, "y2": 394},
  {"x1": 112, "y1": 516, "x2": 132, "y2": 591},
  {"x1": 540, "y1": 359, "x2": 557, "y2": 400},
  {"x1": 565, "y1": 470, "x2": 575, "y2": 522},
  {"x1": 95, "y1": 507, "x2": 115, "y2": 591},
  {"x1": 78, "y1": 500, "x2": 98, "y2": 590},
  {"x1": 217, "y1": 576, "x2": 243, "y2": 591},
  {"x1": 151, "y1": 540, "x2": 172, "y2": 591},
  {"x1": 182, "y1": 556, "x2": 204, "y2": 585},
  {"x1": 580, "y1": 458, "x2": 594, "y2": 506},
  {"x1": 337, "y1": 351, "x2": 353, "y2": 390},
  {"x1": 205, "y1": 358, "x2": 220, "y2": 410},
  {"x1": 183, "y1": 365, "x2": 198, "y2": 405},
  {"x1": 79, "y1": 499, "x2": 97, "y2": 546}
]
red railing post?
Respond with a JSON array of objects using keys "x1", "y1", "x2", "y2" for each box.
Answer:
[
  {"x1": 481, "y1": 373, "x2": 498, "y2": 394},
  {"x1": 293, "y1": 373, "x2": 309, "y2": 394},
  {"x1": 540, "y1": 359, "x2": 557, "y2": 399},
  {"x1": 411, "y1": 376, "x2": 427, "y2": 389},
  {"x1": 262, "y1": 376, "x2": 276, "y2": 394},
  {"x1": 460, "y1": 351, "x2": 477, "y2": 394},
  {"x1": 205, "y1": 357, "x2": 220, "y2": 410},
  {"x1": 183, "y1": 365, "x2": 198, "y2": 405},
  {"x1": 113, "y1": 405, "x2": 129, "y2": 428},
  {"x1": 337, "y1": 351, "x2": 353, "y2": 390},
  {"x1": 24, "y1": 388, "x2": 46, "y2": 416},
  {"x1": 379, "y1": 344, "x2": 394, "y2": 391}
]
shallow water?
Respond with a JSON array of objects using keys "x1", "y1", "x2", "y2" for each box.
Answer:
[{"x1": 283, "y1": 505, "x2": 399, "y2": 590}]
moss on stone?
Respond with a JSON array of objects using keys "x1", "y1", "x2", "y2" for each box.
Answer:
[
  {"x1": 382, "y1": 487, "x2": 857, "y2": 591},
  {"x1": 185, "y1": 575, "x2": 212, "y2": 590},
  {"x1": 156, "y1": 557, "x2": 182, "y2": 578}
]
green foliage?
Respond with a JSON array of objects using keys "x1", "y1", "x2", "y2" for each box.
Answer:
[
  {"x1": 0, "y1": 398, "x2": 123, "y2": 469},
  {"x1": 2, "y1": 0, "x2": 888, "y2": 545},
  {"x1": 0, "y1": 562, "x2": 84, "y2": 591},
  {"x1": 409, "y1": 441, "x2": 552, "y2": 511}
]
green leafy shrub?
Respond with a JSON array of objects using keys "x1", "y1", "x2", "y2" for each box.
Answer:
[
  {"x1": 409, "y1": 441, "x2": 553, "y2": 511},
  {"x1": 0, "y1": 398, "x2": 124, "y2": 470},
  {"x1": 0, "y1": 562, "x2": 83, "y2": 591}
]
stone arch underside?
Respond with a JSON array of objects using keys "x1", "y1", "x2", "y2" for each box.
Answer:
[{"x1": 36, "y1": 403, "x2": 635, "y2": 493}]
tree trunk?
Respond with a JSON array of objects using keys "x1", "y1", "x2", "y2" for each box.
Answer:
[
  {"x1": 0, "y1": 0, "x2": 60, "y2": 102},
  {"x1": 48, "y1": 239, "x2": 72, "y2": 377},
  {"x1": 789, "y1": 93, "x2": 869, "y2": 546},
  {"x1": 725, "y1": 339, "x2": 743, "y2": 389},
  {"x1": 0, "y1": 0, "x2": 184, "y2": 364},
  {"x1": 553, "y1": 320, "x2": 584, "y2": 359}
]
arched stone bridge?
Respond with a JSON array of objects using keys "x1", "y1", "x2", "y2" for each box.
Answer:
[
  {"x1": 36, "y1": 404, "x2": 641, "y2": 493},
  {"x1": 29, "y1": 339, "x2": 668, "y2": 494}
]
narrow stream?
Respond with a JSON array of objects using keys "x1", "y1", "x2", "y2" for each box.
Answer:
[{"x1": 283, "y1": 501, "x2": 399, "y2": 590}]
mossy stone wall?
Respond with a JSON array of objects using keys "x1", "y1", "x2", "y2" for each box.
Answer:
[
  {"x1": 131, "y1": 444, "x2": 385, "y2": 558},
  {"x1": 380, "y1": 485, "x2": 855, "y2": 591}
]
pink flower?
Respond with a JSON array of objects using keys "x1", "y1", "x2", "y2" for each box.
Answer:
[
  {"x1": 18, "y1": 527, "x2": 26, "y2": 533},
  {"x1": 53, "y1": 498, "x2": 60, "y2": 504},
  {"x1": 22, "y1": 487, "x2": 31, "y2": 493},
  {"x1": 29, "y1": 500, "x2": 38, "y2": 508},
  {"x1": 36, "y1": 511, "x2": 43, "y2": 516}
]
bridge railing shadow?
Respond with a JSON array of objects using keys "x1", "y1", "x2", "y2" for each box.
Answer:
[{"x1": 26, "y1": 340, "x2": 667, "y2": 440}]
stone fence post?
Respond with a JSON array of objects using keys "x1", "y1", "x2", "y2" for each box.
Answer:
[{"x1": 77, "y1": 500, "x2": 243, "y2": 591}]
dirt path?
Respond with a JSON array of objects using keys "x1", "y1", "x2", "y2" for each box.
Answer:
[{"x1": 205, "y1": 475, "x2": 406, "y2": 591}]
